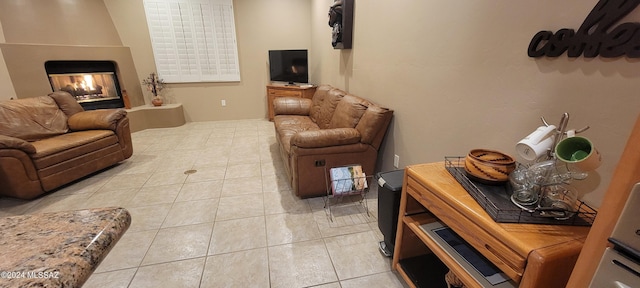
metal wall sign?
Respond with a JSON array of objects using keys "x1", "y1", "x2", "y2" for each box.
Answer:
[{"x1": 528, "y1": 0, "x2": 640, "y2": 58}]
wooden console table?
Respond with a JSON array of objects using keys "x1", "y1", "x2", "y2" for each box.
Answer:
[
  {"x1": 266, "y1": 84, "x2": 316, "y2": 121},
  {"x1": 392, "y1": 163, "x2": 590, "y2": 288}
]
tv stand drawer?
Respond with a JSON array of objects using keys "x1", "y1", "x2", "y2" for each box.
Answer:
[{"x1": 268, "y1": 88, "x2": 302, "y2": 97}]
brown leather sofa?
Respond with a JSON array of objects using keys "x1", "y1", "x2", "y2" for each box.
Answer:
[
  {"x1": 0, "y1": 91, "x2": 133, "y2": 199},
  {"x1": 273, "y1": 85, "x2": 393, "y2": 198}
]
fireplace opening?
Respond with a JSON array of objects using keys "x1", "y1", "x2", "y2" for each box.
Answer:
[{"x1": 45, "y1": 60, "x2": 125, "y2": 110}]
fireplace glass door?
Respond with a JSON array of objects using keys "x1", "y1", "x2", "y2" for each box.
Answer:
[{"x1": 45, "y1": 61, "x2": 124, "y2": 110}]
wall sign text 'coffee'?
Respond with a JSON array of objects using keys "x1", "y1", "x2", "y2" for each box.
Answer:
[{"x1": 528, "y1": 0, "x2": 640, "y2": 58}]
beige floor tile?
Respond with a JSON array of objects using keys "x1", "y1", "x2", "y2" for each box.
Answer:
[
  {"x1": 95, "y1": 230, "x2": 157, "y2": 273},
  {"x1": 2, "y1": 120, "x2": 393, "y2": 288},
  {"x1": 175, "y1": 180, "x2": 223, "y2": 202},
  {"x1": 268, "y1": 240, "x2": 338, "y2": 288},
  {"x1": 215, "y1": 194, "x2": 264, "y2": 221},
  {"x1": 117, "y1": 158, "x2": 158, "y2": 175},
  {"x1": 318, "y1": 221, "x2": 374, "y2": 239},
  {"x1": 193, "y1": 153, "x2": 229, "y2": 167},
  {"x1": 261, "y1": 159, "x2": 285, "y2": 176},
  {"x1": 100, "y1": 173, "x2": 151, "y2": 192},
  {"x1": 146, "y1": 139, "x2": 181, "y2": 152},
  {"x1": 154, "y1": 160, "x2": 196, "y2": 173},
  {"x1": 127, "y1": 184, "x2": 182, "y2": 208},
  {"x1": 141, "y1": 223, "x2": 213, "y2": 265},
  {"x1": 143, "y1": 170, "x2": 189, "y2": 187},
  {"x1": 83, "y1": 268, "x2": 137, "y2": 288},
  {"x1": 314, "y1": 207, "x2": 373, "y2": 238},
  {"x1": 266, "y1": 213, "x2": 322, "y2": 246},
  {"x1": 161, "y1": 198, "x2": 218, "y2": 228},
  {"x1": 307, "y1": 197, "x2": 327, "y2": 211},
  {"x1": 94, "y1": 162, "x2": 133, "y2": 178},
  {"x1": 369, "y1": 221, "x2": 385, "y2": 242},
  {"x1": 221, "y1": 176, "x2": 263, "y2": 196},
  {"x1": 24, "y1": 194, "x2": 90, "y2": 214},
  {"x1": 225, "y1": 163, "x2": 262, "y2": 179},
  {"x1": 175, "y1": 134, "x2": 209, "y2": 150},
  {"x1": 234, "y1": 130, "x2": 259, "y2": 138},
  {"x1": 201, "y1": 248, "x2": 269, "y2": 288},
  {"x1": 205, "y1": 137, "x2": 233, "y2": 147},
  {"x1": 126, "y1": 204, "x2": 172, "y2": 232},
  {"x1": 209, "y1": 216, "x2": 266, "y2": 255},
  {"x1": 185, "y1": 165, "x2": 227, "y2": 183},
  {"x1": 54, "y1": 176, "x2": 110, "y2": 196},
  {"x1": 81, "y1": 188, "x2": 138, "y2": 210},
  {"x1": 227, "y1": 153, "x2": 261, "y2": 165},
  {"x1": 340, "y1": 271, "x2": 406, "y2": 288},
  {"x1": 209, "y1": 127, "x2": 235, "y2": 134},
  {"x1": 308, "y1": 283, "x2": 342, "y2": 288},
  {"x1": 263, "y1": 190, "x2": 311, "y2": 215},
  {"x1": 321, "y1": 197, "x2": 372, "y2": 227},
  {"x1": 154, "y1": 152, "x2": 198, "y2": 172},
  {"x1": 0, "y1": 197, "x2": 43, "y2": 217},
  {"x1": 258, "y1": 143, "x2": 277, "y2": 154},
  {"x1": 324, "y1": 231, "x2": 391, "y2": 280},
  {"x1": 130, "y1": 258, "x2": 205, "y2": 288},
  {"x1": 262, "y1": 173, "x2": 292, "y2": 193}
]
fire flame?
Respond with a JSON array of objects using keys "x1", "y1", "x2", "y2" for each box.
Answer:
[{"x1": 74, "y1": 75, "x2": 95, "y2": 91}]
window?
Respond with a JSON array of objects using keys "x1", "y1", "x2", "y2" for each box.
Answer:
[{"x1": 143, "y1": 0, "x2": 240, "y2": 83}]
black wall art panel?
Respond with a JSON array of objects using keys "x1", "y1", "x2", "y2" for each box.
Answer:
[{"x1": 328, "y1": 0, "x2": 354, "y2": 49}]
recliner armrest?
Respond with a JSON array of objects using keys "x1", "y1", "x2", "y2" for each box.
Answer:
[
  {"x1": 274, "y1": 97, "x2": 312, "y2": 116},
  {"x1": 0, "y1": 134, "x2": 36, "y2": 154},
  {"x1": 68, "y1": 109, "x2": 127, "y2": 131},
  {"x1": 291, "y1": 128, "x2": 361, "y2": 148}
]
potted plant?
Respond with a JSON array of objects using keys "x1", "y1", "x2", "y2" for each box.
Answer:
[{"x1": 142, "y1": 72, "x2": 165, "y2": 106}]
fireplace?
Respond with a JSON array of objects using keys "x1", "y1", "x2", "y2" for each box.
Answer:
[{"x1": 45, "y1": 60, "x2": 124, "y2": 110}]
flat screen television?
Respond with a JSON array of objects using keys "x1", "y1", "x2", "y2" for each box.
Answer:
[{"x1": 269, "y1": 49, "x2": 308, "y2": 84}]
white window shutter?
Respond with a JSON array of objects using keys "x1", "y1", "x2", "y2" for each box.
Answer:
[{"x1": 144, "y1": 0, "x2": 240, "y2": 83}]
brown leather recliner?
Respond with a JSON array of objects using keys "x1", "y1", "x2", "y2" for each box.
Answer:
[
  {"x1": 273, "y1": 85, "x2": 393, "y2": 198},
  {"x1": 0, "y1": 91, "x2": 133, "y2": 199}
]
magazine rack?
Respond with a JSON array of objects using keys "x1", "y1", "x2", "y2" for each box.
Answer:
[{"x1": 323, "y1": 164, "x2": 372, "y2": 221}]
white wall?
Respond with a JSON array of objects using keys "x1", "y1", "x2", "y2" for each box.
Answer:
[
  {"x1": 0, "y1": 19, "x2": 17, "y2": 101},
  {"x1": 311, "y1": 0, "x2": 640, "y2": 208},
  {"x1": 104, "y1": 0, "x2": 313, "y2": 121}
]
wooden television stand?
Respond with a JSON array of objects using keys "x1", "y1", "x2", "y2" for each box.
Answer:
[
  {"x1": 392, "y1": 162, "x2": 591, "y2": 288},
  {"x1": 266, "y1": 84, "x2": 316, "y2": 121}
]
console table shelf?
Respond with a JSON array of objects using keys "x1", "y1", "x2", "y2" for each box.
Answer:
[{"x1": 392, "y1": 163, "x2": 591, "y2": 288}]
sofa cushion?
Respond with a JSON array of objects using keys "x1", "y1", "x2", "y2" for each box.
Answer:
[
  {"x1": 274, "y1": 115, "x2": 319, "y2": 154},
  {"x1": 273, "y1": 97, "x2": 312, "y2": 116},
  {"x1": 291, "y1": 128, "x2": 361, "y2": 148},
  {"x1": 329, "y1": 95, "x2": 369, "y2": 129},
  {"x1": 48, "y1": 91, "x2": 84, "y2": 117},
  {"x1": 355, "y1": 105, "x2": 393, "y2": 146},
  {"x1": 68, "y1": 109, "x2": 127, "y2": 131},
  {"x1": 31, "y1": 130, "x2": 116, "y2": 160},
  {"x1": 0, "y1": 96, "x2": 68, "y2": 141},
  {"x1": 309, "y1": 86, "x2": 345, "y2": 129}
]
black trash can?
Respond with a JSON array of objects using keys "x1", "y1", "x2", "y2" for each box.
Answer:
[{"x1": 376, "y1": 169, "x2": 404, "y2": 257}]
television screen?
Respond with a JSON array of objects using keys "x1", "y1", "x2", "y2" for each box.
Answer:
[{"x1": 269, "y1": 50, "x2": 308, "y2": 84}]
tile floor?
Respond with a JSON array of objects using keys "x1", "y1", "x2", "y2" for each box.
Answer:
[{"x1": 0, "y1": 119, "x2": 407, "y2": 288}]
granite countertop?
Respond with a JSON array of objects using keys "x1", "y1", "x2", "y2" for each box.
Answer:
[{"x1": 0, "y1": 207, "x2": 131, "y2": 288}]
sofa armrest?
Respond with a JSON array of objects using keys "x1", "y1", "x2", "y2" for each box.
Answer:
[
  {"x1": 291, "y1": 128, "x2": 361, "y2": 148},
  {"x1": 68, "y1": 109, "x2": 127, "y2": 131},
  {"x1": 0, "y1": 135, "x2": 36, "y2": 154},
  {"x1": 274, "y1": 97, "x2": 312, "y2": 116}
]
